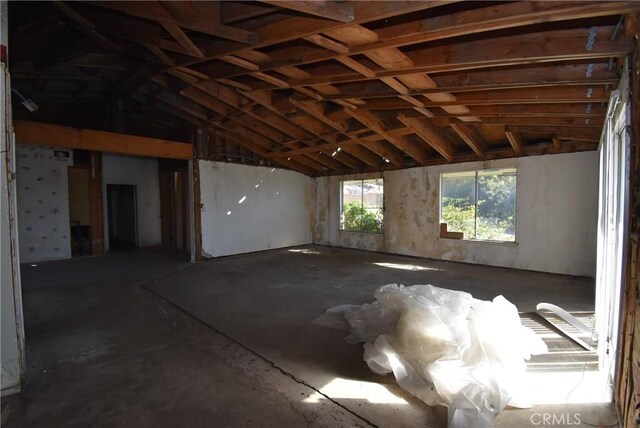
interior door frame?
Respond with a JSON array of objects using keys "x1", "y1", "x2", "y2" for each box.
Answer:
[
  {"x1": 106, "y1": 183, "x2": 138, "y2": 250},
  {"x1": 595, "y1": 71, "x2": 631, "y2": 400}
]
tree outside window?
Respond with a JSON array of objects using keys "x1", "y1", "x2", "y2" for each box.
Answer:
[
  {"x1": 440, "y1": 168, "x2": 516, "y2": 242},
  {"x1": 341, "y1": 178, "x2": 383, "y2": 233}
]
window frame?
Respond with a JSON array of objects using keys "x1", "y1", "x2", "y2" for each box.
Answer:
[
  {"x1": 439, "y1": 168, "x2": 518, "y2": 243},
  {"x1": 339, "y1": 178, "x2": 384, "y2": 234}
]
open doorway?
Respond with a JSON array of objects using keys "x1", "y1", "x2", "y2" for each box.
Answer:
[
  {"x1": 106, "y1": 184, "x2": 137, "y2": 250},
  {"x1": 595, "y1": 83, "x2": 631, "y2": 398}
]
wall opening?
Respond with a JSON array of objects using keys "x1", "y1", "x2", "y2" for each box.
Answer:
[
  {"x1": 106, "y1": 184, "x2": 138, "y2": 250},
  {"x1": 595, "y1": 81, "x2": 631, "y2": 401}
]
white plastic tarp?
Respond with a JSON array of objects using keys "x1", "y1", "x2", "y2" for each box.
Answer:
[{"x1": 313, "y1": 283, "x2": 547, "y2": 427}]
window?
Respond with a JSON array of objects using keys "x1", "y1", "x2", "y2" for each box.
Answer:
[
  {"x1": 440, "y1": 168, "x2": 516, "y2": 242},
  {"x1": 341, "y1": 178, "x2": 383, "y2": 233}
]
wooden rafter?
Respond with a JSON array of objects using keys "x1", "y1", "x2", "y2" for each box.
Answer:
[
  {"x1": 11, "y1": 0, "x2": 640, "y2": 176},
  {"x1": 449, "y1": 119, "x2": 485, "y2": 158},
  {"x1": 505, "y1": 130, "x2": 524, "y2": 156},
  {"x1": 397, "y1": 114, "x2": 455, "y2": 162},
  {"x1": 262, "y1": 1, "x2": 355, "y2": 23},
  {"x1": 90, "y1": 1, "x2": 260, "y2": 44}
]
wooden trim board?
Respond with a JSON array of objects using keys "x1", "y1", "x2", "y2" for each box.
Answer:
[{"x1": 14, "y1": 120, "x2": 193, "y2": 160}]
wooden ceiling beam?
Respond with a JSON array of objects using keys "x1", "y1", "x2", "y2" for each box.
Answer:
[
  {"x1": 229, "y1": 85, "x2": 373, "y2": 168},
  {"x1": 227, "y1": 123, "x2": 339, "y2": 174},
  {"x1": 320, "y1": 77, "x2": 618, "y2": 100},
  {"x1": 431, "y1": 104, "x2": 607, "y2": 119},
  {"x1": 505, "y1": 130, "x2": 524, "y2": 156},
  {"x1": 160, "y1": 70, "x2": 364, "y2": 171},
  {"x1": 252, "y1": 1, "x2": 448, "y2": 48},
  {"x1": 358, "y1": 1, "x2": 638, "y2": 53},
  {"x1": 506, "y1": 125, "x2": 602, "y2": 142},
  {"x1": 232, "y1": 106, "x2": 361, "y2": 171},
  {"x1": 175, "y1": 1, "x2": 449, "y2": 69},
  {"x1": 285, "y1": 27, "x2": 630, "y2": 87},
  {"x1": 52, "y1": 1, "x2": 122, "y2": 52},
  {"x1": 322, "y1": 59, "x2": 620, "y2": 98},
  {"x1": 449, "y1": 119, "x2": 485, "y2": 158},
  {"x1": 89, "y1": 1, "x2": 259, "y2": 44},
  {"x1": 160, "y1": 1, "x2": 196, "y2": 24},
  {"x1": 397, "y1": 114, "x2": 455, "y2": 162},
  {"x1": 75, "y1": 6, "x2": 192, "y2": 58},
  {"x1": 211, "y1": 2, "x2": 635, "y2": 79},
  {"x1": 220, "y1": 2, "x2": 277, "y2": 24},
  {"x1": 222, "y1": 121, "x2": 342, "y2": 172},
  {"x1": 303, "y1": 34, "x2": 349, "y2": 54},
  {"x1": 286, "y1": 98, "x2": 382, "y2": 167},
  {"x1": 468, "y1": 117, "x2": 604, "y2": 128},
  {"x1": 160, "y1": 22, "x2": 204, "y2": 59},
  {"x1": 142, "y1": 43, "x2": 175, "y2": 66},
  {"x1": 282, "y1": 138, "x2": 599, "y2": 173},
  {"x1": 262, "y1": 1, "x2": 355, "y2": 23},
  {"x1": 357, "y1": 86, "x2": 611, "y2": 109},
  {"x1": 346, "y1": 109, "x2": 421, "y2": 166},
  {"x1": 15, "y1": 120, "x2": 192, "y2": 159},
  {"x1": 215, "y1": 128, "x2": 317, "y2": 176},
  {"x1": 154, "y1": 101, "x2": 205, "y2": 127},
  {"x1": 156, "y1": 90, "x2": 210, "y2": 121}
]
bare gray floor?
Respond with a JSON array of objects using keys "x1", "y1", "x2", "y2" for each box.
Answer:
[{"x1": 4, "y1": 245, "x2": 616, "y2": 428}]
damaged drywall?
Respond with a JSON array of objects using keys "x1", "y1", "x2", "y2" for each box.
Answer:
[
  {"x1": 16, "y1": 144, "x2": 73, "y2": 263},
  {"x1": 2, "y1": 14, "x2": 26, "y2": 395},
  {"x1": 313, "y1": 152, "x2": 598, "y2": 276},
  {"x1": 102, "y1": 153, "x2": 161, "y2": 250},
  {"x1": 199, "y1": 161, "x2": 313, "y2": 257}
]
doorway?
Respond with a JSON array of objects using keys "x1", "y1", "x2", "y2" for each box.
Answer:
[
  {"x1": 106, "y1": 184, "x2": 137, "y2": 250},
  {"x1": 595, "y1": 84, "x2": 630, "y2": 398}
]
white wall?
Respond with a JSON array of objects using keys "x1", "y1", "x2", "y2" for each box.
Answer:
[
  {"x1": 16, "y1": 144, "x2": 73, "y2": 263},
  {"x1": 199, "y1": 161, "x2": 313, "y2": 257},
  {"x1": 313, "y1": 152, "x2": 599, "y2": 276},
  {"x1": 102, "y1": 154, "x2": 161, "y2": 250}
]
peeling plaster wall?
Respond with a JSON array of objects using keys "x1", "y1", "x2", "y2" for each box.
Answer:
[
  {"x1": 102, "y1": 154, "x2": 161, "y2": 250},
  {"x1": 199, "y1": 161, "x2": 313, "y2": 257},
  {"x1": 16, "y1": 144, "x2": 73, "y2": 263},
  {"x1": 313, "y1": 152, "x2": 598, "y2": 276}
]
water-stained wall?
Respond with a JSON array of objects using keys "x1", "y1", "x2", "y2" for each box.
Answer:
[
  {"x1": 199, "y1": 161, "x2": 313, "y2": 257},
  {"x1": 16, "y1": 144, "x2": 73, "y2": 263},
  {"x1": 313, "y1": 152, "x2": 598, "y2": 276}
]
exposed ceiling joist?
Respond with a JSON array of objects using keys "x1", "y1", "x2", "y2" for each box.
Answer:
[
  {"x1": 10, "y1": 0, "x2": 637, "y2": 175},
  {"x1": 262, "y1": 1, "x2": 355, "y2": 23}
]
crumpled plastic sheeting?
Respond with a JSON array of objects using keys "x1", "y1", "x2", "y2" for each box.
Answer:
[{"x1": 315, "y1": 283, "x2": 547, "y2": 428}]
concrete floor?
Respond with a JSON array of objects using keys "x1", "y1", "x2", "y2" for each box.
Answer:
[{"x1": 4, "y1": 245, "x2": 617, "y2": 427}]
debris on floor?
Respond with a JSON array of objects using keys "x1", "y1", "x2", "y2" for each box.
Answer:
[
  {"x1": 313, "y1": 283, "x2": 548, "y2": 428},
  {"x1": 536, "y1": 302, "x2": 598, "y2": 351}
]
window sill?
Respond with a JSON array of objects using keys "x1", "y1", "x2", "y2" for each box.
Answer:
[
  {"x1": 339, "y1": 230, "x2": 384, "y2": 236},
  {"x1": 438, "y1": 237, "x2": 518, "y2": 246}
]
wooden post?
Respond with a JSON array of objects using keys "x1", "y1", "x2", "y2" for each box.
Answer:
[
  {"x1": 88, "y1": 151, "x2": 104, "y2": 255},
  {"x1": 191, "y1": 128, "x2": 203, "y2": 262}
]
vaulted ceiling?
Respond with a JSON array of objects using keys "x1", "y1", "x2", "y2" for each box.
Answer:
[{"x1": 8, "y1": 1, "x2": 640, "y2": 176}]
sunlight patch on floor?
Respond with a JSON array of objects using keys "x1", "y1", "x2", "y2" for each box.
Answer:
[
  {"x1": 289, "y1": 249, "x2": 322, "y2": 255},
  {"x1": 372, "y1": 262, "x2": 441, "y2": 272},
  {"x1": 303, "y1": 377, "x2": 409, "y2": 405}
]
